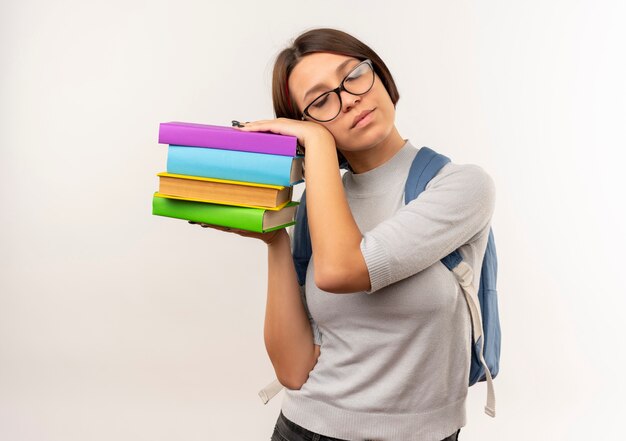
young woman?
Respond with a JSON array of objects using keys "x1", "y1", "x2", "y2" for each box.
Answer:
[{"x1": 191, "y1": 28, "x2": 495, "y2": 441}]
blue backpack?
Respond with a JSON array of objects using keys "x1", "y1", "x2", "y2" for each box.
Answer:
[{"x1": 291, "y1": 146, "x2": 500, "y2": 417}]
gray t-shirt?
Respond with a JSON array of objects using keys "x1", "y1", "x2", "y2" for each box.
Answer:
[{"x1": 282, "y1": 139, "x2": 496, "y2": 441}]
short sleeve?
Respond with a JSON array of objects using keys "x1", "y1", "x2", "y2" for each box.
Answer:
[{"x1": 360, "y1": 163, "x2": 496, "y2": 294}]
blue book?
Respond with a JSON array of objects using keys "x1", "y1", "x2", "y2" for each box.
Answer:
[{"x1": 166, "y1": 145, "x2": 305, "y2": 187}]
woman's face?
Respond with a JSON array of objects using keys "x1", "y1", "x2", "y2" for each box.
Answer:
[{"x1": 288, "y1": 52, "x2": 397, "y2": 153}]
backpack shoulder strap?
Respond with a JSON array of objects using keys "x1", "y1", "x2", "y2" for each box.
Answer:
[
  {"x1": 405, "y1": 147, "x2": 462, "y2": 269},
  {"x1": 292, "y1": 188, "x2": 312, "y2": 287},
  {"x1": 404, "y1": 147, "x2": 465, "y2": 273},
  {"x1": 404, "y1": 146, "x2": 496, "y2": 417},
  {"x1": 404, "y1": 146, "x2": 451, "y2": 203}
]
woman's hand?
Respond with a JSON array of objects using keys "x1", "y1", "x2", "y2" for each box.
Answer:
[
  {"x1": 234, "y1": 117, "x2": 333, "y2": 150},
  {"x1": 188, "y1": 221, "x2": 285, "y2": 245}
]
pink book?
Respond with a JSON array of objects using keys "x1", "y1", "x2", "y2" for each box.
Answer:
[{"x1": 158, "y1": 121, "x2": 303, "y2": 157}]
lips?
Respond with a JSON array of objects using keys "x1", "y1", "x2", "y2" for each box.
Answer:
[{"x1": 351, "y1": 109, "x2": 374, "y2": 129}]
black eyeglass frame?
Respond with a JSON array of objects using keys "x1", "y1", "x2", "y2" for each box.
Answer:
[{"x1": 300, "y1": 59, "x2": 375, "y2": 123}]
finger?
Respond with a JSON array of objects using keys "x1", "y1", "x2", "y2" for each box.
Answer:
[
  {"x1": 199, "y1": 223, "x2": 232, "y2": 232},
  {"x1": 242, "y1": 120, "x2": 264, "y2": 124},
  {"x1": 237, "y1": 120, "x2": 291, "y2": 136},
  {"x1": 237, "y1": 120, "x2": 271, "y2": 129}
]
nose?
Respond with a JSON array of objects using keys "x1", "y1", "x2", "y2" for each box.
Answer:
[{"x1": 341, "y1": 90, "x2": 360, "y2": 113}]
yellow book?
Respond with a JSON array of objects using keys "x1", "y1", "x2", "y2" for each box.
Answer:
[{"x1": 156, "y1": 172, "x2": 293, "y2": 210}]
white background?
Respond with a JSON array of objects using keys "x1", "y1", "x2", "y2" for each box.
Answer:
[{"x1": 1, "y1": 1, "x2": 625, "y2": 440}]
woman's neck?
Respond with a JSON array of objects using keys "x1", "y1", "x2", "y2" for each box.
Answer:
[{"x1": 340, "y1": 126, "x2": 407, "y2": 174}]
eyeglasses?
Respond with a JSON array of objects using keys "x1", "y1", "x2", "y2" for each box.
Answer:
[{"x1": 301, "y1": 59, "x2": 375, "y2": 123}]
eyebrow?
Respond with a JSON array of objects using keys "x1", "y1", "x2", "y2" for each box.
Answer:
[{"x1": 302, "y1": 58, "x2": 360, "y2": 102}]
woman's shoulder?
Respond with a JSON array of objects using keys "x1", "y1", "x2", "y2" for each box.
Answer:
[
  {"x1": 427, "y1": 160, "x2": 495, "y2": 193},
  {"x1": 420, "y1": 160, "x2": 496, "y2": 215}
]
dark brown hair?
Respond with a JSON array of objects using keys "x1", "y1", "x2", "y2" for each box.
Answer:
[{"x1": 271, "y1": 28, "x2": 400, "y2": 169}]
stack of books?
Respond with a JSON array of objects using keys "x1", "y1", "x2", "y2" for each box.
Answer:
[{"x1": 152, "y1": 121, "x2": 305, "y2": 233}]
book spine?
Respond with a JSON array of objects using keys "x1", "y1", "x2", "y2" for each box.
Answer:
[
  {"x1": 167, "y1": 145, "x2": 301, "y2": 186},
  {"x1": 153, "y1": 194, "x2": 266, "y2": 232},
  {"x1": 159, "y1": 123, "x2": 297, "y2": 156}
]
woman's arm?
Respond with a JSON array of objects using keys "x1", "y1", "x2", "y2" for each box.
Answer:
[
  {"x1": 189, "y1": 221, "x2": 321, "y2": 388},
  {"x1": 234, "y1": 120, "x2": 371, "y2": 294},
  {"x1": 264, "y1": 229, "x2": 321, "y2": 389},
  {"x1": 303, "y1": 132, "x2": 371, "y2": 293}
]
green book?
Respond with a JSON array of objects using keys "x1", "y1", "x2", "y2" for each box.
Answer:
[{"x1": 152, "y1": 192, "x2": 298, "y2": 233}]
